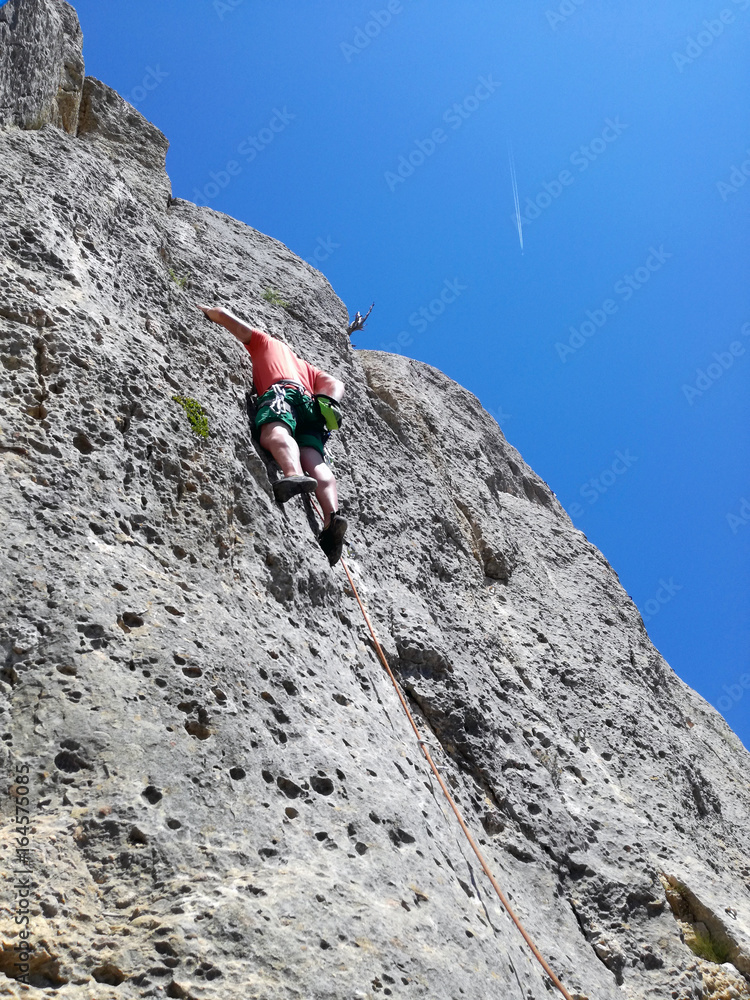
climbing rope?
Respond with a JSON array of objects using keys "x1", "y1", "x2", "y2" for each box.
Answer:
[
  {"x1": 310, "y1": 508, "x2": 576, "y2": 999},
  {"x1": 337, "y1": 556, "x2": 575, "y2": 1000}
]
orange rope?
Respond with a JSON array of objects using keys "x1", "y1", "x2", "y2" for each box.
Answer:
[{"x1": 335, "y1": 552, "x2": 576, "y2": 1000}]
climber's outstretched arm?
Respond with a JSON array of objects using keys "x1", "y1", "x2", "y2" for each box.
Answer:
[{"x1": 197, "y1": 304, "x2": 254, "y2": 344}]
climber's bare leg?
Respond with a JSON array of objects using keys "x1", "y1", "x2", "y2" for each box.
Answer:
[
  {"x1": 259, "y1": 422, "x2": 302, "y2": 477},
  {"x1": 300, "y1": 447, "x2": 338, "y2": 525}
]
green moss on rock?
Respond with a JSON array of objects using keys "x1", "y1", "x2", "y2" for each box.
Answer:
[{"x1": 172, "y1": 395, "x2": 209, "y2": 438}]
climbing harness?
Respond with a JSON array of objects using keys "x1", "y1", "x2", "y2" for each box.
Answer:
[
  {"x1": 249, "y1": 382, "x2": 333, "y2": 461},
  {"x1": 268, "y1": 377, "x2": 309, "y2": 394},
  {"x1": 309, "y1": 498, "x2": 576, "y2": 1000},
  {"x1": 268, "y1": 382, "x2": 292, "y2": 418}
]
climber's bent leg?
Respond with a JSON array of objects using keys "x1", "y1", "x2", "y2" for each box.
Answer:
[
  {"x1": 300, "y1": 446, "x2": 347, "y2": 565},
  {"x1": 259, "y1": 422, "x2": 318, "y2": 503},
  {"x1": 259, "y1": 421, "x2": 302, "y2": 477},
  {"x1": 300, "y1": 447, "x2": 338, "y2": 523}
]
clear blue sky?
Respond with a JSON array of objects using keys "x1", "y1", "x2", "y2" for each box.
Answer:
[{"x1": 56, "y1": 0, "x2": 749, "y2": 748}]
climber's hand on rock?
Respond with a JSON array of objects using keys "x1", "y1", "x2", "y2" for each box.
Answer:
[
  {"x1": 197, "y1": 303, "x2": 225, "y2": 323},
  {"x1": 197, "y1": 305, "x2": 255, "y2": 343}
]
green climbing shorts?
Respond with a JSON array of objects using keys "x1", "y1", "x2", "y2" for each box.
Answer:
[{"x1": 255, "y1": 383, "x2": 327, "y2": 458}]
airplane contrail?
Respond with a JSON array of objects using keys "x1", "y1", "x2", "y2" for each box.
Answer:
[{"x1": 508, "y1": 143, "x2": 524, "y2": 253}]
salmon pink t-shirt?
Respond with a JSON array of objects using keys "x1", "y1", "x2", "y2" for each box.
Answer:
[{"x1": 245, "y1": 329, "x2": 323, "y2": 396}]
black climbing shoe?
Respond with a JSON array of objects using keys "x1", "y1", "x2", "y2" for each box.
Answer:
[
  {"x1": 318, "y1": 512, "x2": 348, "y2": 566},
  {"x1": 273, "y1": 474, "x2": 318, "y2": 504}
]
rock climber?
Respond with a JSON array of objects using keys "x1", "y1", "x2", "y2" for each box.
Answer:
[{"x1": 197, "y1": 304, "x2": 348, "y2": 565}]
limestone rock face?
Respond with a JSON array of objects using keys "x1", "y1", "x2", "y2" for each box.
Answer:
[
  {"x1": 76, "y1": 75, "x2": 172, "y2": 206},
  {"x1": 0, "y1": 0, "x2": 84, "y2": 133},
  {"x1": 1, "y1": 3, "x2": 749, "y2": 1000}
]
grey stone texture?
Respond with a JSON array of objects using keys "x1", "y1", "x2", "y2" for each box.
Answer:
[
  {"x1": 0, "y1": 2, "x2": 749, "y2": 999},
  {"x1": 0, "y1": 0, "x2": 84, "y2": 133}
]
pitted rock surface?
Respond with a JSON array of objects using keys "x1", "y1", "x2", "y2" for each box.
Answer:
[
  {"x1": 1, "y1": 3, "x2": 749, "y2": 999},
  {"x1": 0, "y1": 0, "x2": 83, "y2": 133}
]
